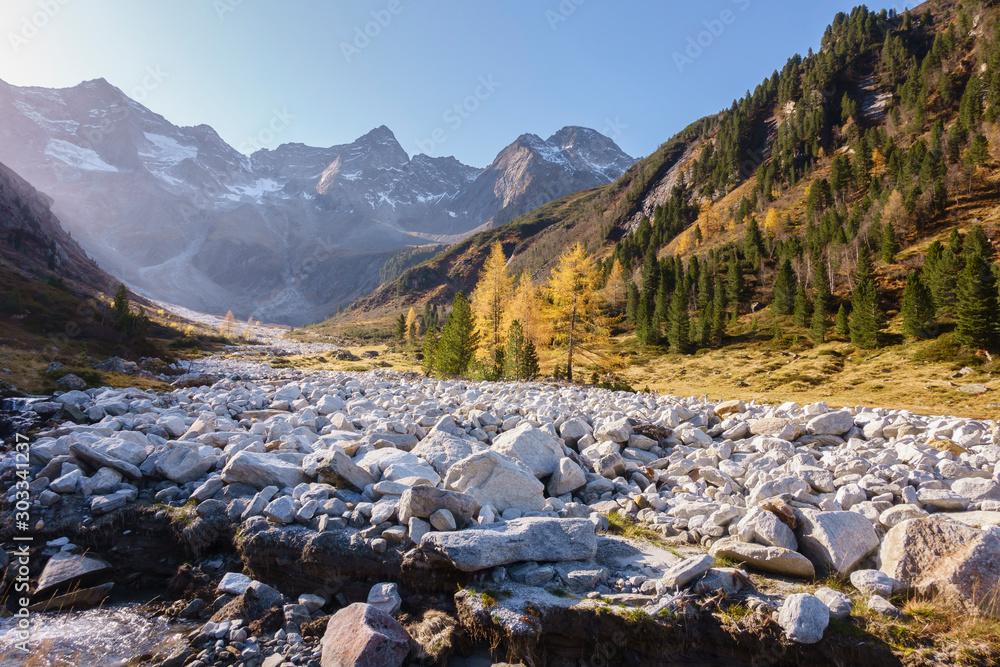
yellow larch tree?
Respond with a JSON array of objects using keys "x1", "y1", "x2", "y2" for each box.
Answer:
[
  {"x1": 507, "y1": 272, "x2": 543, "y2": 343},
  {"x1": 404, "y1": 307, "x2": 418, "y2": 341},
  {"x1": 602, "y1": 258, "x2": 627, "y2": 313},
  {"x1": 470, "y1": 241, "x2": 513, "y2": 356},
  {"x1": 764, "y1": 207, "x2": 780, "y2": 237},
  {"x1": 546, "y1": 243, "x2": 607, "y2": 382}
]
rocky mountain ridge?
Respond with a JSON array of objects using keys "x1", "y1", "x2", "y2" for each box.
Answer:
[{"x1": 0, "y1": 77, "x2": 634, "y2": 324}]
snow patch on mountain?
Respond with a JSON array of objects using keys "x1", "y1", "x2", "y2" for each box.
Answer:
[{"x1": 44, "y1": 139, "x2": 118, "y2": 172}]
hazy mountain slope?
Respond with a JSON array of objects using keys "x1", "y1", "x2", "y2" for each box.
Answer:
[{"x1": 0, "y1": 79, "x2": 634, "y2": 324}]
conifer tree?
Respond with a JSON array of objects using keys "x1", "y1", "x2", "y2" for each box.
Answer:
[
  {"x1": 771, "y1": 259, "x2": 796, "y2": 316},
  {"x1": 850, "y1": 247, "x2": 885, "y2": 348},
  {"x1": 956, "y1": 252, "x2": 999, "y2": 349},
  {"x1": 794, "y1": 284, "x2": 810, "y2": 328},
  {"x1": 666, "y1": 287, "x2": 689, "y2": 354},
  {"x1": 504, "y1": 319, "x2": 525, "y2": 380},
  {"x1": 625, "y1": 281, "x2": 639, "y2": 326},
  {"x1": 835, "y1": 304, "x2": 850, "y2": 336},
  {"x1": 726, "y1": 253, "x2": 747, "y2": 309},
  {"x1": 710, "y1": 275, "x2": 726, "y2": 347},
  {"x1": 395, "y1": 313, "x2": 406, "y2": 341},
  {"x1": 901, "y1": 271, "x2": 936, "y2": 339},
  {"x1": 522, "y1": 339, "x2": 540, "y2": 380},
  {"x1": 881, "y1": 220, "x2": 900, "y2": 263},
  {"x1": 421, "y1": 328, "x2": 439, "y2": 376},
  {"x1": 810, "y1": 268, "x2": 829, "y2": 343},
  {"x1": 929, "y1": 245, "x2": 961, "y2": 317},
  {"x1": 435, "y1": 291, "x2": 479, "y2": 376}
]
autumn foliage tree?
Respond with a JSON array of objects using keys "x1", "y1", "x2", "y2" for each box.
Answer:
[
  {"x1": 546, "y1": 243, "x2": 606, "y2": 382},
  {"x1": 471, "y1": 241, "x2": 513, "y2": 357}
]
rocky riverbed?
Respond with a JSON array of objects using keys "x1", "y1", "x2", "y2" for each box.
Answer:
[{"x1": 2, "y1": 348, "x2": 1000, "y2": 665}]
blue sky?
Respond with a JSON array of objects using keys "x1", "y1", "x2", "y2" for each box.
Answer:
[{"x1": 1, "y1": 1, "x2": 904, "y2": 167}]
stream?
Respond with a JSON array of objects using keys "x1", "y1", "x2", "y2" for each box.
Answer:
[{"x1": 0, "y1": 603, "x2": 195, "y2": 667}]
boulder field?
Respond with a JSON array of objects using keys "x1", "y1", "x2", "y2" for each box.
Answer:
[{"x1": 6, "y1": 361, "x2": 1000, "y2": 665}]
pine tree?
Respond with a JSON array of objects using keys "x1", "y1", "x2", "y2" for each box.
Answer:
[
  {"x1": 881, "y1": 219, "x2": 900, "y2": 263},
  {"x1": 639, "y1": 244, "x2": 659, "y2": 335},
  {"x1": 650, "y1": 281, "x2": 669, "y2": 344},
  {"x1": 114, "y1": 284, "x2": 131, "y2": 326},
  {"x1": 523, "y1": 339, "x2": 540, "y2": 380},
  {"x1": 435, "y1": 291, "x2": 479, "y2": 376},
  {"x1": 625, "y1": 281, "x2": 639, "y2": 326},
  {"x1": 956, "y1": 252, "x2": 1000, "y2": 349},
  {"x1": 666, "y1": 287, "x2": 689, "y2": 353},
  {"x1": 962, "y1": 224, "x2": 992, "y2": 263},
  {"x1": 794, "y1": 284, "x2": 810, "y2": 328},
  {"x1": 836, "y1": 304, "x2": 850, "y2": 336},
  {"x1": 772, "y1": 258, "x2": 796, "y2": 316},
  {"x1": 471, "y1": 241, "x2": 513, "y2": 358},
  {"x1": 929, "y1": 245, "x2": 961, "y2": 317},
  {"x1": 901, "y1": 271, "x2": 936, "y2": 339},
  {"x1": 421, "y1": 328, "x2": 439, "y2": 376},
  {"x1": 546, "y1": 243, "x2": 606, "y2": 382},
  {"x1": 504, "y1": 320, "x2": 527, "y2": 380},
  {"x1": 726, "y1": 254, "x2": 747, "y2": 309},
  {"x1": 850, "y1": 247, "x2": 885, "y2": 348},
  {"x1": 710, "y1": 275, "x2": 726, "y2": 347},
  {"x1": 395, "y1": 313, "x2": 406, "y2": 341},
  {"x1": 810, "y1": 269, "x2": 829, "y2": 343}
]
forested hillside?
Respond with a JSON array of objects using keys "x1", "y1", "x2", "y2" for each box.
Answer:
[{"x1": 340, "y1": 0, "x2": 1000, "y2": 380}]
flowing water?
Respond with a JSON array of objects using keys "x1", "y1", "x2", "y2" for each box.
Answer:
[
  {"x1": 0, "y1": 397, "x2": 39, "y2": 443},
  {"x1": 0, "y1": 604, "x2": 195, "y2": 667}
]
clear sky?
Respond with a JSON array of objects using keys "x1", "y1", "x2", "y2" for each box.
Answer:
[{"x1": 1, "y1": 0, "x2": 905, "y2": 167}]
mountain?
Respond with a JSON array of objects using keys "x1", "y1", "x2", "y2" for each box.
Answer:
[
  {"x1": 348, "y1": 0, "x2": 1000, "y2": 350},
  {"x1": 0, "y1": 78, "x2": 634, "y2": 324},
  {"x1": 0, "y1": 158, "x2": 114, "y2": 291}
]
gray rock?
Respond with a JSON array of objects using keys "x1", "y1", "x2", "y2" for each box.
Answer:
[
  {"x1": 410, "y1": 430, "x2": 488, "y2": 477},
  {"x1": 547, "y1": 457, "x2": 587, "y2": 496},
  {"x1": 491, "y1": 422, "x2": 562, "y2": 477},
  {"x1": 661, "y1": 554, "x2": 714, "y2": 590},
  {"x1": 90, "y1": 494, "x2": 127, "y2": 515},
  {"x1": 55, "y1": 374, "x2": 87, "y2": 391},
  {"x1": 419, "y1": 517, "x2": 597, "y2": 572},
  {"x1": 595, "y1": 417, "x2": 632, "y2": 443},
  {"x1": 366, "y1": 582, "x2": 402, "y2": 616},
  {"x1": 35, "y1": 552, "x2": 112, "y2": 597},
  {"x1": 814, "y1": 586, "x2": 852, "y2": 620},
  {"x1": 221, "y1": 450, "x2": 307, "y2": 490},
  {"x1": 429, "y1": 508, "x2": 457, "y2": 531},
  {"x1": 795, "y1": 509, "x2": 879, "y2": 577},
  {"x1": 880, "y1": 517, "x2": 1000, "y2": 616},
  {"x1": 155, "y1": 447, "x2": 214, "y2": 484},
  {"x1": 709, "y1": 540, "x2": 815, "y2": 578},
  {"x1": 850, "y1": 569, "x2": 895, "y2": 598},
  {"x1": 867, "y1": 594, "x2": 903, "y2": 618},
  {"x1": 754, "y1": 510, "x2": 798, "y2": 551},
  {"x1": 443, "y1": 450, "x2": 545, "y2": 513},
  {"x1": 263, "y1": 496, "x2": 298, "y2": 524},
  {"x1": 69, "y1": 442, "x2": 141, "y2": 480},
  {"x1": 806, "y1": 411, "x2": 854, "y2": 436},
  {"x1": 397, "y1": 485, "x2": 480, "y2": 527},
  {"x1": 778, "y1": 593, "x2": 829, "y2": 644}
]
